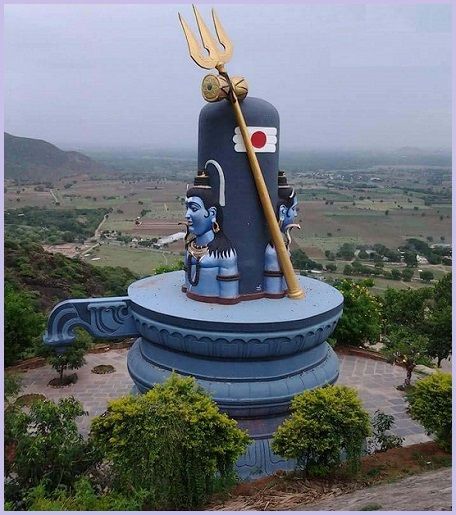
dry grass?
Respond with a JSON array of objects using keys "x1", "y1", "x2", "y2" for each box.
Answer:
[{"x1": 208, "y1": 442, "x2": 451, "y2": 511}]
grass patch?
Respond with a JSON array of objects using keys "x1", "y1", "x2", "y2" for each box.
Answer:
[
  {"x1": 86, "y1": 244, "x2": 182, "y2": 276},
  {"x1": 359, "y1": 503, "x2": 383, "y2": 511}
]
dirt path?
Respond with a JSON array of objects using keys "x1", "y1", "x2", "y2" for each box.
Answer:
[
  {"x1": 295, "y1": 468, "x2": 451, "y2": 511},
  {"x1": 93, "y1": 213, "x2": 108, "y2": 240},
  {"x1": 49, "y1": 188, "x2": 59, "y2": 204}
]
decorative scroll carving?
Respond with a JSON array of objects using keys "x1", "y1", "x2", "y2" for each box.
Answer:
[{"x1": 43, "y1": 296, "x2": 139, "y2": 349}]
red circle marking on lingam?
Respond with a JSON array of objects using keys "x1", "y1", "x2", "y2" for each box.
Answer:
[{"x1": 251, "y1": 131, "x2": 267, "y2": 148}]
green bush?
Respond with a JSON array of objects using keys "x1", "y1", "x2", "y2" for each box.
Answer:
[
  {"x1": 154, "y1": 260, "x2": 185, "y2": 275},
  {"x1": 4, "y1": 284, "x2": 45, "y2": 366},
  {"x1": 25, "y1": 477, "x2": 146, "y2": 511},
  {"x1": 272, "y1": 385, "x2": 371, "y2": 476},
  {"x1": 5, "y1": 396, "x2": 97, "y2": 509},
  {"x1": 4, "y1": 373, "x2": 23, "y2": 468},
  {"x1": 406, "y1": 372, "x2": 452, "y2": 451},
  {"x1": 367, "y1": 410, "x2": 403, "y2": 454},
  {"x1": 90, "y1": 374, "x2": 251, "y2": 509}
]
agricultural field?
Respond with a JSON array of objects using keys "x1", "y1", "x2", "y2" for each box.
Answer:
[
  {"x1": 5, "y1": 163, "x2": 451, "y2": 290},
  {"x1": 86, "y1": 243, "x2": 183, "y2": 277}
]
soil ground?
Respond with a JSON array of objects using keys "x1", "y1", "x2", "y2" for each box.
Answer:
[{"x1": 208, "y1": 442, "x2": 451, "y2": 511}]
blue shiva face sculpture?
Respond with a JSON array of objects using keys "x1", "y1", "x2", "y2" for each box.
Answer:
[
  {"x1": 183, "y1": 171, "x2": 240, "y2": 303},
  {"x1": 279, "y1": 196, "x2": 298, "y2": 230},
  {"x1": 185, "y1": 196, "x2": 217, "y2": 245},
  {"x1": 263, "y1": 171, "x2": 301, "y2": 297}
]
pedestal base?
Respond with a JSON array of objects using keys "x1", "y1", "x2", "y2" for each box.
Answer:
[{"x1": 127, "y1": 272, "x2": 343, "y2": 477}]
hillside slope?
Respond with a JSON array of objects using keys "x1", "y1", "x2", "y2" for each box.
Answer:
[
  {"x1": 5, "y1": 239, "x2": 138, "y2": 313},
  {"x1": 5, "y1": 132, "x2": 107, "y2": 182}
]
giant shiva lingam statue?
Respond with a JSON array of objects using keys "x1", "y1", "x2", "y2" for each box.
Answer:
[{"x1": 43, "y1": 6, "x2": 343, "y2": 477}]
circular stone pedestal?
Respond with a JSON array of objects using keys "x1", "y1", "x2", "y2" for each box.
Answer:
[{"x1": 127, "y1": 271, "x2": 343, "y2": 478}]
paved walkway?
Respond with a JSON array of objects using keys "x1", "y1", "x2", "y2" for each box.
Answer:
[
  {"x1": 295, "y1": 468, "x2": 452, "y2": 511},
  {"x1": 16, "y1": 350, "x2": 428, "y2": 444}
]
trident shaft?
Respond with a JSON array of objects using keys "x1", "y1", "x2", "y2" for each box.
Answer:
[{"x1": 178, "y1": 5, "x2": 304, "y2": 300}]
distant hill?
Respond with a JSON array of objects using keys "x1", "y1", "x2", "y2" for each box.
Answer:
[
  {"x1": 280, "y1": 148, "x2": 452, "y2": 172},
  {"x1": 4, "y1": 133, "x2": 108, "y2": 183}
]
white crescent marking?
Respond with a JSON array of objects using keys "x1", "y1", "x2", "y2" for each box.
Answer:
[{"x1": 205, "y1": 159, "x2": 225, "y2": 206}]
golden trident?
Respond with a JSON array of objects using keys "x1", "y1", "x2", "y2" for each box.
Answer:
[{"x1": 178, "y1": 5, "x2": 304, "y2": 300}]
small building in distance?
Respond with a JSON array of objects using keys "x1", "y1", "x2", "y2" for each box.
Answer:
[
  {"x1": 417, "y1": 255, "x2": 429, "y2": 265},
  {"x1": 153, "y1": 232, "x2": 186, "y2": 249}
]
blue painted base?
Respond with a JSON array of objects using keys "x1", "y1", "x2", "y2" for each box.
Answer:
[
  {"x1": 237, "y1": 438, "x2": 296, "y2": 480},
  {"x1": 126, "y1": 272, "x2": 343, "y2": 477}
]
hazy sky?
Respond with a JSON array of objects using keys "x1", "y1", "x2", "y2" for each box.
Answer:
[{"x1": 4, "y1": 3, "x2": 452, "y2": 151}]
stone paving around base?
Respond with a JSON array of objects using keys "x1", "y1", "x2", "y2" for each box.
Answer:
[{"x1": 15, "y1": 349, "x2": 429, "y2": 445}]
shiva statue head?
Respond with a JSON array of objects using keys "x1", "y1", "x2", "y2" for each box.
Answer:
[
  {"x1": 277, "y1": 171, "x2": 298, "y2": 231},
  {"x1": 183, "y1": 168, "x2": 239, "y2": 302},
  {"x1": 263, "y1": 171, "x2": 300, "y2": 297},
  {"x1": 185, "y1": 170, "x2": 221, "y2": 246},
  {"x1": 184, "y1": 164, "x2": 235, "y2": 258}
]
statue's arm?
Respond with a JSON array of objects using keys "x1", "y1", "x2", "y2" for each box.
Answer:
[
  {"x1": 217, "y1": 250, "x2": 240, "y2": 298},
  {"x1": 183, "y1": 252, "x2": 190, "y2": 290},
  {"x1": 264, "y1": 243, "x2": 285, "y2": 295},
  {"x1": 264, "y1": 243, "x2": 280, "y2": 271}
]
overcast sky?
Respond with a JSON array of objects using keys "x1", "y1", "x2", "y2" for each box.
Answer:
[{"x1": 4, "y1": 3, "x2": 452, "y2": 152}]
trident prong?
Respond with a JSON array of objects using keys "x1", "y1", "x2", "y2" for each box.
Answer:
[{"x1": 178, "y1": 5, "x2": 232, "y2": 70}]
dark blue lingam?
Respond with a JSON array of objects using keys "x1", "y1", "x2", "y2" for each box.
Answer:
[{"x1": 43, "y1": 93, "x2": 343, "y2": 478}]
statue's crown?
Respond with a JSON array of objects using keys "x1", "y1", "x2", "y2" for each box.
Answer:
[
  {"x1": 193, "y1": 169, "x2": 211, "y2": 188},
  {"x1": 278, "y1": 170, "x2": 289, "y2": 188}
]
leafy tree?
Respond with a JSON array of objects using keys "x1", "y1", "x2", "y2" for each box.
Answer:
[
  {"x1": 42, "y1": 337, "x2": 88, "y2": 385},
  {"x1": 384, "y1": 249, "x2": 402, "y2": 262},
  {"x1": 326, "y1": 263, "x2": 337, "y2": 272},
  {"x1": 382, "y1": 287, "x2": 432, "y2": 334},
  {"x1": 272, "y1": 385, "x2": 371, "y2": 476},
  {"x1": 343, "y1": 264, "x2": 353, "y2": 275},
  {"x1": 5, "y1": 397, "x2": 96, "y2": 508},
  {"x1": 426, "y1": 253, "x2": 442, "y2": 265},
  {"x1": 332, "y1": 279, "x2": 382, "y2": 347},
  {"x1": 90, "y1": 374, "x2": 250, "y2": 510},
  {"x1": 419, "y1": 270, "x2": 434, "y2": 283},
  {"x1": 337, "y1": 243, "x2": 355, "y2": 260},
  {"x1": 291, "y1": 249, "x2": 322, "y2": 271},
  {"x1": 406, "y1": 372, "x2": 451, "y2": 451},
  {"x1": 352, "y1": 259, "x2": 363, "y2": 270},
  {"x1": 424, "y1": 274, "x2": 451, "y2": 367},
  {"x1": 382, "y1": 328, "x2": 431, "y2": 387},
  {"x1": 391, "y1": 268, "x2": 401, "y2": 280},
  {"x1": 4, "y1": 283, "x2": 45, "y2": 366},
  {"x1": 401, "y1": 267, "x2": 414, "y2": 282},
  {"x1": 403, "y1": 251, "x2": 417, "y2": 267}
]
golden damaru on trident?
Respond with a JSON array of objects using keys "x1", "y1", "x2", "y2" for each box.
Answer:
[{"x1": 178, "y1": 5, "x2": 304, "y2": 299}]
